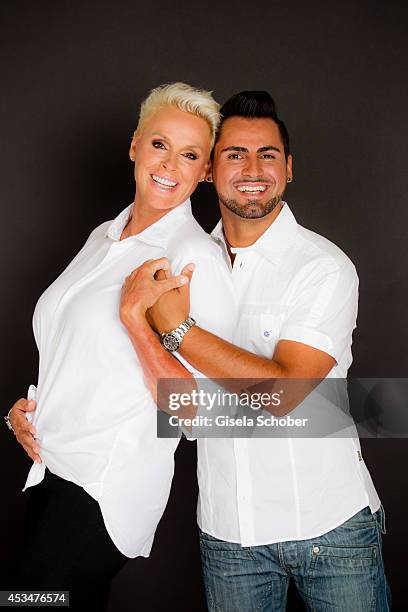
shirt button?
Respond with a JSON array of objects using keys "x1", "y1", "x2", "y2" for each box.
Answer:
[
  {"x1": 313, "y1": 546, "x2": 320, "y2": 554},
  {"x1": 263, "y1": 331, "x2": 270, "y2": 337},
  {"x1": 239, "y1": 262, "x2": 243, "y2": 268}
]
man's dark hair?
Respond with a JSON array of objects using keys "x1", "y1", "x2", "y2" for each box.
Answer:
[{"x1": 215, "y1": 90, "x2": 290, "y2": 158}]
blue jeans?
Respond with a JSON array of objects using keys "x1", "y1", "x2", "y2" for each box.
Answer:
[{"x1": 200, "y1": 507, "x2": 391, "y2": 612}]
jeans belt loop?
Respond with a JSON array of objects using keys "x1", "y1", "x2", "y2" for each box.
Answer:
[{"x1": 378, "y1": 505, "x2": 387, "y2": 535}]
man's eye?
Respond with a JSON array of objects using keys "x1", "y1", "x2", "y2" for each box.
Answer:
[
  {"x1": 261, "y1": 154, "x2": 275, "y2": 159},
  {"x1": 227, "y1": 153, "x2": 242, "y2": 160},
  {"x1": 183, "y1": 152, "x2": 198, "y2": 160},
  {"x1": 152, "y1": 141, "x2": 166, "y2": 149}
]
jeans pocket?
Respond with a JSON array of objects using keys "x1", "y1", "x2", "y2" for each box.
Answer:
[
  {"x1": 307, "y1": 544, "x2": 379, "y2": 612},
  {"x1": 310, "y1": 543, "x2": 377, "y2": 566}
]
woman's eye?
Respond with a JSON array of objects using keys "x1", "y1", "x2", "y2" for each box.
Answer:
[
  {"x1": 183, "y1": 152, "x2": 198, "y2": 160},
  {"x1": 152, "y1": 141, "x2": 166, "y2": 149}
]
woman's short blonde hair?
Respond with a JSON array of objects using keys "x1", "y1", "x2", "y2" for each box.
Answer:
[{"x1": 134, "y1": 82, "x2": 220, "y2": 148}]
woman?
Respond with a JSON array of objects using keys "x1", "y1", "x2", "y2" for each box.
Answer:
[{"x1": 6, "y1": 82, "x2": 236, "y2": 610}]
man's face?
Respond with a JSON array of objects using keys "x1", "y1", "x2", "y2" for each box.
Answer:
[{"x1": 211, "y1": 117, "x2": 293, "y2": 219}]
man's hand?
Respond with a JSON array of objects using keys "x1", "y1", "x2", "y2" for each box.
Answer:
[
  {"x1": 147, "y1": 263, "x2": 195, "y2": 333},
  {"x1": 120, "y1": 258, "x2": 190, "y2": 329},
  {"x1": 9, "y1": 398, "x2": 41, "y2": 463}
]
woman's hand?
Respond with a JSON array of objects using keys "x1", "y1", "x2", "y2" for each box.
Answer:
[
  {"x1": 9, "y1": 398, "x2": 41, "y2": 463},
  {"x1": 120, "y1": 258, "x2": 190, "y2": 329}
]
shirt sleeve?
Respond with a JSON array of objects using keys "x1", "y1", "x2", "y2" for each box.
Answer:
[{"x1": 279, "y1": 261, "x2": 359, "y2": 364}]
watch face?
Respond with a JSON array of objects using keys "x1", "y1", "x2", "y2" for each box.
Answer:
[{"x1": 163, "y1": 333, "x2": 180, "y2": 352}]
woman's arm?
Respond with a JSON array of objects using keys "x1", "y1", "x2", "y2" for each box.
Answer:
[{"x1": 119, "y1": 258, "x2": 198, "y2": 419}]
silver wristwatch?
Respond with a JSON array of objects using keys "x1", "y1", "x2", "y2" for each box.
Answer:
[{"x1": 161, "y1": 316, "x2": 196, "y2": 352}]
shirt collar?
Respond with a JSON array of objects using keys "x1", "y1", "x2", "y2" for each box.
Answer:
[
  {"x1": 211, "y1": 202, "x2": 298, "y2": 264},
  {"x1": 105, "y1": 198, "x2": 192, "y2": 246}
]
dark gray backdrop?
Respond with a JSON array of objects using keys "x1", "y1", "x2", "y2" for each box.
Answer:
[{"x1": 1, "y1": 1, "x2": 407, "y2": 609}]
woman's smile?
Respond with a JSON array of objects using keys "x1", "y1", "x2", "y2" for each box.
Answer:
[{"x1": 150, "y1": 173, "x2": 179, "y2": 191}]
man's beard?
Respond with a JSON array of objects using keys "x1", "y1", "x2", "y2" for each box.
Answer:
[{"x1": 218, "y1": 192, "x2": 282, "y2": 219}]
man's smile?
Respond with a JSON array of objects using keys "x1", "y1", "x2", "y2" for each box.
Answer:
[{"x1": 234, "y1": 182, "x2": 271, "y2": 196}]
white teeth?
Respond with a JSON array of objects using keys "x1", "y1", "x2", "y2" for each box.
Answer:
[
  {"x1": 237, "y1": 185, "x2": 266, "y2": 192},
  {"x1": 152, "y1": 174, "x2": 177, "y2": 187}
]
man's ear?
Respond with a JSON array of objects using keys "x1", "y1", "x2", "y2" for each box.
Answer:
[
  {"x1": 129, "y1": 133, "x2": 139, "y2": 162},
  {"x1": 286, "y1": 154, "x2": 293, "y2": 182}
]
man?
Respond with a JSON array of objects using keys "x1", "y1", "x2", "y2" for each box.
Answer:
[
  {"x1": 121, "y1": 91, "x2": 390, "y2": 611},
  {"x1": 11, "y1": 91, "x2": 390, "y2": 610}
]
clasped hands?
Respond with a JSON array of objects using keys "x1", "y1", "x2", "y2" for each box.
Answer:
[{"x1": 119, "y1": 257, "x2": 195, "y2": 335}]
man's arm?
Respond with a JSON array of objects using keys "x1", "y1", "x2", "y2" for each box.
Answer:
[
  {"x1": 146, "y1": 259, "x2": 357, "y2": 415},
  {"x1": 147, "y1": 264, "x2": 336, "y2": 380},
  {"x1": 174, "y1": 329, "x2": 335, "y2": 416},
  {"x1": 178, "y1": 328, "x2": 335, "y2": 380},
  {"x1": 123, "y1": 257, "x2": 356, "y2": 417},
  {"x1": 124, "y1": 267, "x2": 336, "y2": 418}
]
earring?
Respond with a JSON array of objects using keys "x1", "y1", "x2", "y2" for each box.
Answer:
[
  {"x1": 287, "y1": 177, "x2": 293, "y2": 183},
  {"x1": 206, "y1": 177, "x2": 213, "y2": 183}
]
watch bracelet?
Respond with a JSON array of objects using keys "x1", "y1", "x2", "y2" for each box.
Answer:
[{"x1": 174, "y1": 316, "x2": 195, "y2": 337}]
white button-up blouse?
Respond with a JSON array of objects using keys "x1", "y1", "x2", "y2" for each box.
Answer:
[
  {"x1": 196, "y1": 203, "x2": 380, "y2": 546},
  {"x1": 23, "y1": 199, "x2": 237, "y2": 558}
]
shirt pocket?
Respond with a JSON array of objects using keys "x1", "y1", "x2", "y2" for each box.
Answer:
[
  {"x1": 260, "y1": 312, "x2": 283, "y2": 344},
  {"x1": 240, "y1": 304, "x2": 289, "y2": 357}
]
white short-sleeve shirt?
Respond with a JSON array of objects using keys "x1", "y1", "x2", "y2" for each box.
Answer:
[
  {"x1": 24, "y1": 199, "x2": 237, "y2": 558},
  {"x1": 196, "y1": 202, "x2": 380, "y2": 546}
]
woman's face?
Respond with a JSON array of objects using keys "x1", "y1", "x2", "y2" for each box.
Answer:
[{"x1": 130, "y1": 106, "x2": 212, "y2": 212}]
